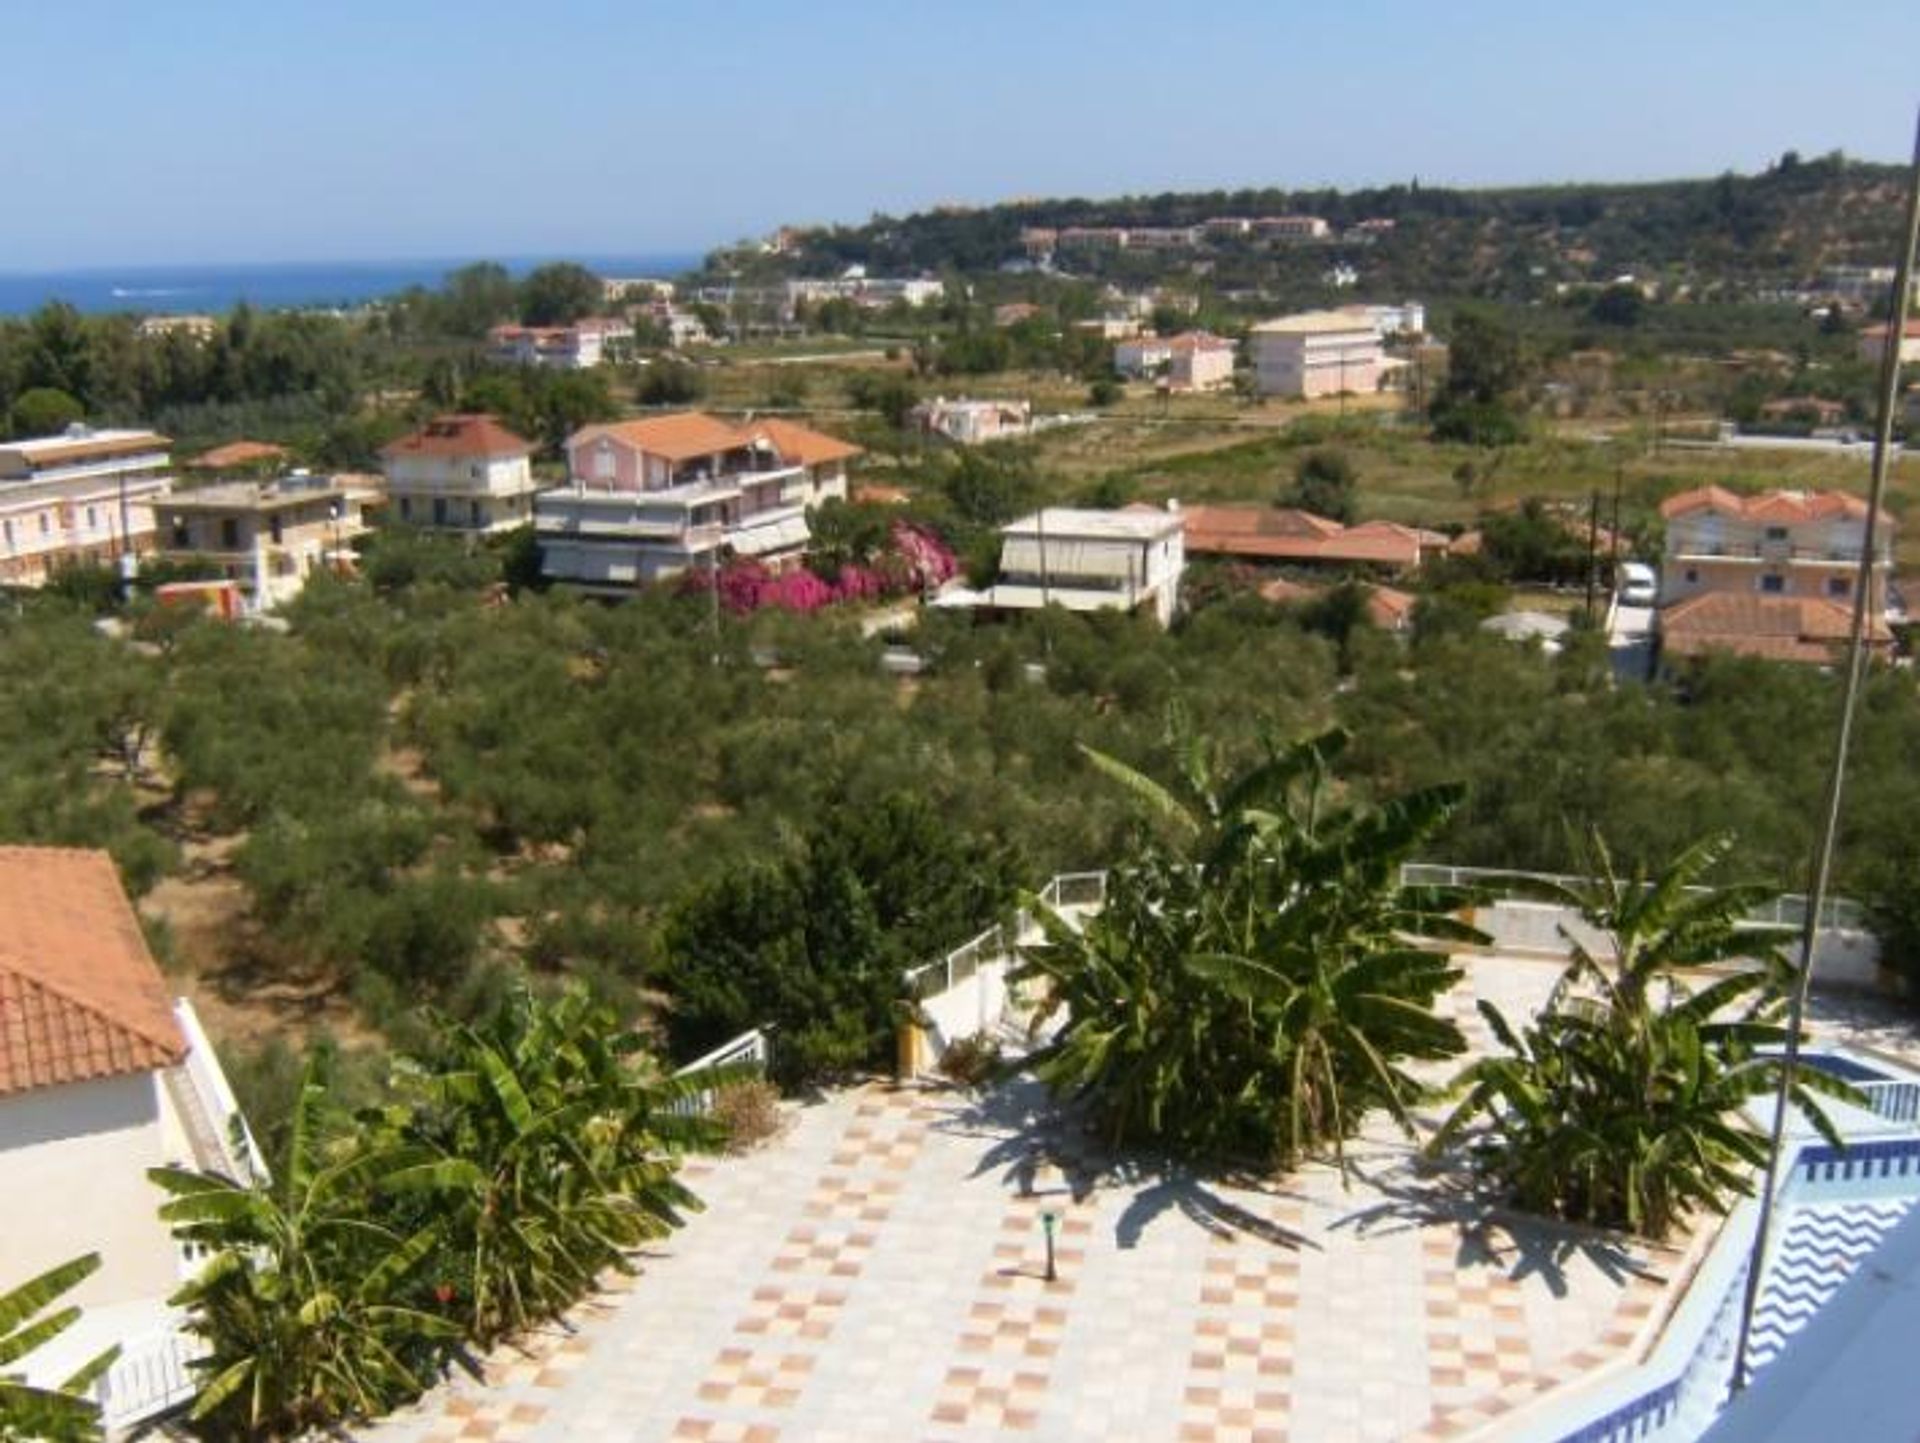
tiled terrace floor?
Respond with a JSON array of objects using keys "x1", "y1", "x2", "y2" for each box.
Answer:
[{"x1": 352, "y1": 954, "x2": 1858, "y2": 1443}]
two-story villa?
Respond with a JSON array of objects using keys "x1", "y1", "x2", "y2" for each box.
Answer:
[
  {"x1": 935, "y1": 503, "x2": 1187, "y2": 627},
  {"x1": 1658, "y1": 486, "x2": 1895, "y2": 665},
  {"x1": 0, "y1": 847, "x2": 261, "y2": 1435},
  {"x1": 535, "y1": 412, "x2": 862, "y2": 591},
  {"x1": 379, "y1": 414, "x2": 541, "y2": 534},
  {"x1": 0, "y1": 425, "x2": 173, "y2": 586},
  {"x1": 155, "y1": 473, "x2": 378, "y2": 613}
]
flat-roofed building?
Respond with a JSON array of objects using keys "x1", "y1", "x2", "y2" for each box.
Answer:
[
  {"x1": 155, "y1": 473, "x2": 377, "y2": 612},
  {"x1": 379, "y1": 413, "x2": 541, "y2": 534},
  {"x1": 487, "y1": 317, "x2": 633, "y2": 369},
  {"x1": 936, "y1": 503, "x2": 1187, "y2": 627},
  {"x1": 1249, "y1": 311, "x2": 1385, "y2": 398},
  {"x1": 0, "y1": 426, "x2": 173, "y2": 585}
]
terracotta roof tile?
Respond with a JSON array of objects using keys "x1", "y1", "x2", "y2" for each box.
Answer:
[
  {"x1": 752, "y1": 417, "x2": 864, "y2": 468},
  {"x1": 1659, "y1": 486, "x2": 1889, "y2": 526},
  {"x1": 381, "y1": 414, "x2": 533, "y2": 462},
  {"x1": 189, "y1": 440, "x2": 289, "y2": 470},
  {"x1": 1182, "y1": 505, "x2": 1426, "y2": 567},
  {"x1": 1660, "y1": 593, "x2": 1891, "y2": 665},
  {"x1": 570, "y1": 412, "x2": 758, "y2": 463},
  {"x1": 0, "y1": 848, "x2": 185, "y2": 1096}
]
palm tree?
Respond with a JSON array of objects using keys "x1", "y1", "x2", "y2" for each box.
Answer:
[
  {"x1": 1429, "y1": 834, "x2": 1854, "y2": 1238},
  {"x1": 384, "y1": 986, "x2": 717, "y2": 1345},
  {"x1": 1017, "y1": 727, "x2": 1482, "y2": 1170},
  {"x1": 149, "y1": 1073, "x2": 459, "y2": 1441},
  {"x1": 0, "y1": 1254, "x2": 116, "y2": 1443}
]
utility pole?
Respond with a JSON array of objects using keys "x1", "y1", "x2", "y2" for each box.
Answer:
[
  {"x1": 1583, "y1": 488, "x2": 1600, "y2": 625},
  {"x1": 1610, "y1": 464, "x2": 1624, "y2": 576},
  {"x1": 1731, "y1": 101, "x2": 1920, "y2": 1397}
]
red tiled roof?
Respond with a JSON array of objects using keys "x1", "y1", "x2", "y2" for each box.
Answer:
[
  {"x1": 381, "y1": 414, "x2": 533, "y2": 462},
  {"x1": 189, "y1": 440, "x2": 289, "y2": 470},
  {"x1": 571, "y1": 412, "x2": 760, "y2": 463},
  {"x1": 1181, "y1": 506, "x2": 1428, "y2": 568},
  {"x1": 1258, "y1": 577, "x2": 1417, "y2": 630},
  {"x1": 752, "y1": 417, "x2": 864, "y2": 468},
  {"x1": 1659, "y1": 485, "x2": 1889, "y2": 526},
  {"x1": 0, "y1": 848, "x2": 185, "y2": 1096},
  {"x1": 1660, "y1": 592, "x2": 1891, "y2": 666}
]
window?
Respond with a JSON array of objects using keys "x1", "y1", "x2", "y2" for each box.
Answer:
[
  {"x1": 85, "y1": 507, "x2": 97, "y2": 528},
  {"x1": 470, "y1": 500, "x2": 482, "y2": 527},
  {"x1": 1827, "y1": 576, "x2": 1850, "y2": 598},
  {"x1": 39, "y1": 514, "x2": 50, "y2": 536},
  {"x1": 1684, "y1": 567, "x2": 1699, "y2": 584},
  {"x1": 172, "y1": 519, "x2": 189, "y2": 548},
  {"x1": 220, "y1": 518, "x2": 240, "y2": 550},
  {"x1": 432, "y1": 497, "x2": 448, "y2": 526},
  {"x1": 269, "y1": 514, "x2": 284, "y2": 545},
  {"x1": 1760, "y1": 574, "x2": 1785, "y2": 594},
  {"x1": 1765, "y1": 525, "x2": 1789, "y2": 541},
  {"x1": 399, "y1": 496, "x2": 411, "y2": 520},
  {"x1": 2, "y1": 520, "x2": 11, "y2": 549}
]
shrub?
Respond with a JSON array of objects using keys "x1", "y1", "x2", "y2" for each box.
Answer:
[
  {"x1": 936, "y1": 1031, "x2": 1003, "y2": 1089},
  {"x1": 710, "y1": 1078, "x2": 785, "y2": 1152}
]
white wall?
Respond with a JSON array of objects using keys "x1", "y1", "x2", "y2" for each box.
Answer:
[{"x1": 0, "y1": 1073, "x2": 182, "y2": 1306}]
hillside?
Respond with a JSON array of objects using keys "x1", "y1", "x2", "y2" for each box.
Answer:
[{"x1": 717, "y1": 151, "x2": 1910, "y2": 302}]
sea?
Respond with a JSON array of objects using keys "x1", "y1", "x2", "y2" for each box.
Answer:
[{"x1": 0, "y1": 254, "x2": 705, "y2": 317}]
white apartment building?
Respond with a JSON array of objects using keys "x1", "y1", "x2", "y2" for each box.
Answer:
[
  {"x1": 536, "y1": 412, "x2": 861, "y2": 591},
  {"x1": 938, "y1": 504, "x2": 1187, "y2": 627},
  {"x1": 1250, "y1": 311, "x2": 1386, "y2": 398},
  {"x1": 380, "y1": 414, "x2": 542, "y2": 534},
  {"x1": 0, "y1": 846, "x2": 262, "y2": 1436},
  {"x1": 487, "y1": 317, "x2": 634, "y2": 369},
  {"x1": 155, "y1": 473, "x2": 377, "y2": 613},
  {"x1": 0, "y1": 426, "x2": 173, "y2": 586}
]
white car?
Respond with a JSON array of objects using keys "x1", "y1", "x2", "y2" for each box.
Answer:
[{"x1": 1617, "y1": 562, "x2": 1657, "y2": 608}]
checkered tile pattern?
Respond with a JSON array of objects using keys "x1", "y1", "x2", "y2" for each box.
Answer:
[
  {"x1": 1178, "y1": 1232, "x2": 1304, "y2": 1443},
  {"x1": 666, "y1": 1421, "x2": 781, "y2": 1443},
  {"x1": 931, "y1": 1364, "x2": 1049, "y2": 1431},
  {"x1": 674, "y1": 1090, "x2": 935, "y2": 1436}
]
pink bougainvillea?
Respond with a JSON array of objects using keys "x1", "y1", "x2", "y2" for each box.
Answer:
[{"x1": 678, "y1": 521, "x2": 960, "y2": 616}]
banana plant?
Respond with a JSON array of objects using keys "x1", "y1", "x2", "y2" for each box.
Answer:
[
  {"x1": 149, "y1": 1072, "x2": 458, "y2": 1441},
  {"x1": 0, "y1": 1254, "x2": 116, "y2": 1443}
]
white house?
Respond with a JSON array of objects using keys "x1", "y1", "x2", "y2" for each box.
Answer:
[
  {"x1": 154, "y1": 473, "x2": 378, "y2": 614},
  {"x1": 1113, "y1": 332, "x2": 1237, "y2": 391},
  {"x1": 937, "y1": 503, "x2": 1187, "y2": 627},
  {"x1": 486, "y1": 317, "x2": 634, "y2": 369},
  {"x1": 0, "y1": 425, "x2": 174, "y2": 586},
  {"x1": 0, "y1": 846, "x2": 261, "y2": 1435},
  {"x1": 1249, "y1": 311, "x2": 1386, "y2": 399},
  {"x1": 910, "y1": 397, "x2": 1032, "y2": 446},
  {"x1": 379, "y1": 414, "x2": 543, "y2": 535}
]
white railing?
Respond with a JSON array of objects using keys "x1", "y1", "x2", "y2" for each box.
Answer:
[
  {"x1": 1397, "y1": 862, "x2": 1867, "y2": 933},
  {"x1": 668, "y1": 1027, "x2": 770, "y2": 1116},
  {"x1": 93, "y1": 1326, "x2": 202, "y2": 1431},
  {"x1": 171, "y1": 999, "x2": 269, "y2": 1185},
  {"x1": 902, "y1": 871, "x2": 1109, "y2": 1002}
]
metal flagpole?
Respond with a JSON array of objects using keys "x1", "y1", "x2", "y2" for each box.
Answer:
[{"x1": 1729, "y1": 103, "x2": 1920, "y2": 1396}]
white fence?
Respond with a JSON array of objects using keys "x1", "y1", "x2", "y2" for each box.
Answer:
[
  {"x1": 902, "y1": 864, "x2": 1884, "y2": 1074},
  {"x1": 170, "y1": 998, "x2": 270, "y2": 1185},
  {"x1": 669, "y1": 1027, "x2": 771, "y2": 1115},
  {"x1": 93, "y1": 1326, "x2": 201, "y2": 1433}
]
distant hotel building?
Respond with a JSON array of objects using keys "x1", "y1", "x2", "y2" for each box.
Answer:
[
  {"x1": 0, "y1": 425, "x2": 173, "y2": 585},
  {"x1": 1249, "y1": 311, "x2": 1386, "y2": 398},
  {"x1": 487, "y1": 317, "x2": 633, "y2": 369}
]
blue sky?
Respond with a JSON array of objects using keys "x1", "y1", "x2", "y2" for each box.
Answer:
[{"x1": 2, "y1": 0, "x2": 1916, "y2": 269}]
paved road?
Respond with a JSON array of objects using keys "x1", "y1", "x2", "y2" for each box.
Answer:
[{"x1": 1609, "y1": 601, "x2": 1655, "y2": 683}]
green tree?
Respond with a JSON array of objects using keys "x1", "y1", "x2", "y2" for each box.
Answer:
[
  {"x1": 384, "y1": 987, "x2": 714, "y2": 1345},
  {"x1": 1429, "y1": 834, "x2": 1853, "y2": 1238},
  {"x1": 1430, "y1": 309, "x2": 1528, "y2": 445},
  {"x1": 9, "y1": 386, "x2": 84, "y2": 438},
  {"x1": 518, "y1": 263, "x2": 603, "y2": 327},
  {"x1": 1017, "y1": 728, "x2": 1478, "y2": 1168},
  {"x1": 439, "y1": 262, "x2": 519, "y2": 339},
  {"x1": 150, "y1": 1075, "x2": 460, "y2": 1441},
  {"x1": 0, "y1": 1254, "x2": 117, "y2": 1443},
  {"x1": 1280, "y1": 448, "x2": 1357, "y2": 522}
]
